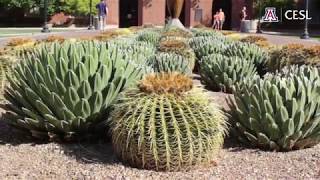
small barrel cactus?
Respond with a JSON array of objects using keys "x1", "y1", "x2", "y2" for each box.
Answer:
[
  {"x1": 148, "y1": 52, "x2": 192, "y2": 75},
  {"x1": 110, "y1": 73, "x2": 227, "y2": 171},
  {"x1": 229, "y1": 66, "x2": 320, "y2": 151},
  {"x1": 0, "y1": 55, "x2": 16, "y2": 100},
  {"x1": 199, "y1": 54, "x2": 257, "y2": 93},
  {"x1": 2, "y1": 41, "x2": 145, "y2": 141}
]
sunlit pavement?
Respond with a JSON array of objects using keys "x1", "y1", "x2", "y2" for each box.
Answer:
[{"x1": 0, "y1": 27, "x2": 319, "y2": 48}]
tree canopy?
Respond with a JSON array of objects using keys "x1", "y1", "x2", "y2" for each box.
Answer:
[{"x1": 0, "y1": 0, "x2": 101, "y2": 16}]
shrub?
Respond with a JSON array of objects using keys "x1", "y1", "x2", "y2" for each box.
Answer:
[
  {"x1": 110, "y1": 73, "x2": 227, "y2": 171},
  {"x1": 44, "y1": 35, "x2": 66, "y2": 43},
  {"x1": 268, "y1": 44, "x2": 320, "y2": 72},
  {"x1": 229, "y1": 66, "x2": 320, "y2": 151},
  {"x1": 221, "y1": 31, "x2": 236, "y2": 36},
  {"x1": 240, "y1": 35, "x2": 268, "y2": 44},
  {"x1": 158, "y1": 39, "x2": 189, "y2": 51},
  {"x1": 192, "y1": 24, "x2": 207, "y2": 28},
  {"x1": 200, "y1": 54, "x2": 257, "y2": 93},
  {"x1": 94, "y1": 29, "x2": 133, "y2": 41},
  {"x1": 148, "y1": 52, "x2": 192, "y2": 75},
  {"x1": 2, "y1": 41, "x2": 145, "y2": 141},
  {"x1": 240, "y1": 35, "x2": 270, "y2": 49},
  {"x1": 162, "y1": 27, "x2": 193, "y2": 39},
  {"x1": 6, "y1": 38, "x2": 35, "y2": 47}
]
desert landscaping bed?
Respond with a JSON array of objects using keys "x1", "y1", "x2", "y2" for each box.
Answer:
[
  {"x1": 1, "y1": 81, "x2": 319, "y2": 179},
  {"x1": 0, "y1": 92, "x2": 319, "y2": 179},
  {"x1": 1, "y1": 25, "x2": 320, "y2": 179}
]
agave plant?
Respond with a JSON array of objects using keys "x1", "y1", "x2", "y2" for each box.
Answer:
[
  {"x1": 189, "y1": 36, "x2": 229, "y2": 50},
  {"x1": 191, "y1": 29, "x2": 224, "y2": 38},
  {"x1": 2, "y1": 41, "x2": 145, "y2": 141},
  {"x1": 199, "y1": 54, "x2": 257, "y2": 93},
  {"x1": 136, "y1": 31, "x2": 161, "y2": 45},
  {"x1": 229, "y1": 66, "x2": 320, "y2": 151},
  {"x1": 158, "y1": 39, "x2": 195, "y2": 70},
  {"x1": 223, "y1": 42, "x2": 269, "y2": 76},
  {"x1": 148, "y1": 52, "x2": 192, "y2": 75},
  {"x1": 110, "y1": 72, "x2": 227, "y2": 171}
]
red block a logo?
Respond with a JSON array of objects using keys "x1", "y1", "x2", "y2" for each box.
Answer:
[{"x1": 262, "y1": 7, "x2": 279, "y2": 22}]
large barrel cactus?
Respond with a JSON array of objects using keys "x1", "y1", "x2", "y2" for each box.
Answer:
[
  {"x1": 229, "y1": 66, "x2": 320, "y2": 151},
  {"x1": 148, "y1": 52, "x2": 192, "y2": 75},
  {"x1": 2, "y1": 42, "x2": 145, "y2": 140},
  {"x1": 199, "y1": 54, "x2": 257, "y2": 93},
  {"x1": 110, "y1": 73, "x2": 227, "y2": 171}
]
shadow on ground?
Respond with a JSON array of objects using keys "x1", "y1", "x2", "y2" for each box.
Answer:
[
  {"x1": 0, "y1": 117, "x2": 44, "y2": 145},
  {"x1": 60, "y1": 140, "x2": 120, "y2": 165}
]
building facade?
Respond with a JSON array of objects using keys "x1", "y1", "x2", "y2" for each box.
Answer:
[{"x1": 106, "y1": 0, "x2": 253, "y2": 29}]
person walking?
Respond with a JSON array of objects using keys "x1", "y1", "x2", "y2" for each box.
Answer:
[
  {"x1": 218, "y1": 9, "x2": 225, "y2": 30},
  {"x1": 96, "y1": 0, "x2": 108, "y2": 30},
  {"x1": 212, "y1": 11, "x2": 220, "y2": 30}
]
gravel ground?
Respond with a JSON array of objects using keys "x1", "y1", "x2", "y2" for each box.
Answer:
[{"x1": 0, "y1": 85, "x2": 320, "y2": 179}]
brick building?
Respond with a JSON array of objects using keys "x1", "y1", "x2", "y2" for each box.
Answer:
[{"x1": 106, "y1": 0, "x2": 253, "y2": 29}]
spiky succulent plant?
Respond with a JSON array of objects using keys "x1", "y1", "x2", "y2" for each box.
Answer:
[
  {"x1": 223, "y1": 42, "x2": 269, "y2": 76},
  {"x1": 191, "y1": 29, "x2": 224, "y2": 37},
  {"x1": 199, "y1": 54, "x2": 257, "y2": 93},
  {"x1": 229, "y1": 66, "x2": 320, "y2": 151},
  {"x1": 136, "y1": 31, "x2": 161, "y2": 45},
  {"x1": 148, "y1": 52, "x2": 192, "y2": 75},
  {"x1": 2, "y1": 41, "x2": 145, "y2": 141},
  {"x1": 110, "y1": 73, "x2": 227, "y2": 171},
  {"x1": 158, "y1": 39, "x2": 196, "y2": 70}
]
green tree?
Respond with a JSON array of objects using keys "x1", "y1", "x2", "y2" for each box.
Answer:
[
  {"x1": 0, "y1": 0, "x2": 62, "y2": 15},
  {"x1": 62, "y1": 0, "x2": 100, "y2": 15}
]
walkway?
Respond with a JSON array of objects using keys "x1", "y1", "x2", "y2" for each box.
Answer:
[
  {"x1": 0, "y1": 26, "x2": 117, "y2": 48},
  {"x1": 0, "y1": 28, "x2": 319, "y2": 48},
  {"x1": 255, "y1": 31, "x2": 320, "y2": 47}
]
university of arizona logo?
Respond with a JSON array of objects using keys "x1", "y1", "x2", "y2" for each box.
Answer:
[{"x1": 262, "y1": 7, "x2": 279, "y2": 22}]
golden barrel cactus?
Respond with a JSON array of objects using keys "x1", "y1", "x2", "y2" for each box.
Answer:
[{"x1": 110, "y1": 73, "x2": 227, "y2": 171}]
